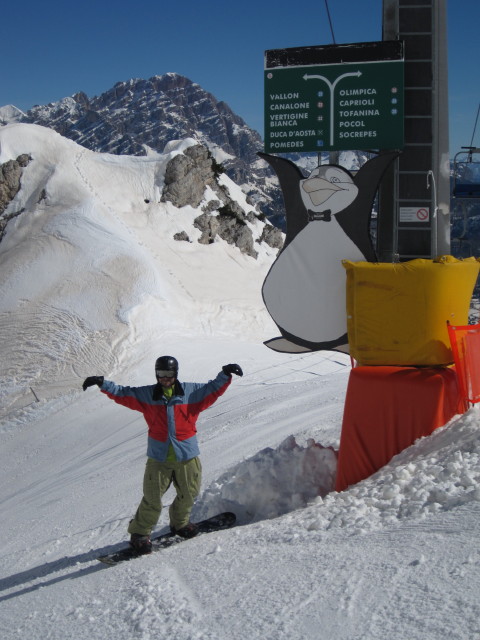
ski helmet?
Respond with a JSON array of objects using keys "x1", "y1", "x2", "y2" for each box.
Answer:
[{"x1": 155, "y1": 355, "x2": 179, "y2": 378}]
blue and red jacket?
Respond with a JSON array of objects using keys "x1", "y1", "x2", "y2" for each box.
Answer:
[{"x1": 101, "y1": 371, "x2": 231, "y2": 462}]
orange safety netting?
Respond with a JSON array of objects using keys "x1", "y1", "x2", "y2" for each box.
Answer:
[{"x1": 447, "y1": 322, "x2": 480, "y2": 406}]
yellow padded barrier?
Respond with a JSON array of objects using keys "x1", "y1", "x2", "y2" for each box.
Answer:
[{"x1": 343, "y1": 256, "x2": 480, "y2": 366}]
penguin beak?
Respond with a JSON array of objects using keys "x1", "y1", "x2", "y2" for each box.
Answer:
[{"x1": 301, "y1": 177, "x2": 344, "y2": 207}]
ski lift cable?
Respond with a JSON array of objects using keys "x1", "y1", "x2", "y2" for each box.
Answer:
[
  {"x1": 324, "y1": 0, "x2": 336, "y2": 45},
  {"x1": 317, "y1": 0, "x2": 336, "y2": 169},
  {"x1": 468, "y1": 102, "x2": 480, "y2": 151},
  {"x1": 453, "y1": 104, "x2": 480, "y2": 198}
]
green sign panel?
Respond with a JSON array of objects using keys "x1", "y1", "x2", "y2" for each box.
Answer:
[{"x1": 264, "y1": 43, "x2": 404, "y2": 153}]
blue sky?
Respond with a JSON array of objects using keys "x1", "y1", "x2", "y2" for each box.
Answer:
[{"x1": 1, "y1": 0, "x2": 478, "y2": 158}]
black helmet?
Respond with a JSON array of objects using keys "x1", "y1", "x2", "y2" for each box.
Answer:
[{"x1": 155, "y1": 355, "x2": 179, "y2": 378}]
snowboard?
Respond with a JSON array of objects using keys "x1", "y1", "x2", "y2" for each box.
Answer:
[{"x1": 97, "y1": 512, "x2": 236, "y2": 566}]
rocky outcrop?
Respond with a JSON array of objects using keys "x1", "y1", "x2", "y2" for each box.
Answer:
[
  {"x1": 194, "y1": 208, "x2": 258, "y2": 258},
  {"x1": 162, "y1": 143, "x2": 283, "y2": 258},
  {"x1": 258, "y1": 222, "x2": 284, "y2": 250},
  {"x1": 0, "y1": 154, "x2": 30, "y2": 211},
  {"x1": 161, "y1": 145, "x2": 219, "y2": 208},
  {"x1": 0, "y1": 154, "x2": 30, "y2": 240}
]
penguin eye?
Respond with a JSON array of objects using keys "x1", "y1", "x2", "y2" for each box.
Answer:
[{"x1": 330, "y1": 176, "x2": 340, "y2": 183}]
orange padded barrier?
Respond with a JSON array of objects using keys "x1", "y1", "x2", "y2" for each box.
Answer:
[{"x1": 335, "y1": 365, "x2": 465, "y2": 492}]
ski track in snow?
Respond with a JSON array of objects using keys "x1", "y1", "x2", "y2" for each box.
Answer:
[{"x1": 0, "y1": 304, "x2": 120, "y2": 417}]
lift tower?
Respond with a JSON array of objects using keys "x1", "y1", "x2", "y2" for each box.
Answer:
[{"x1": 378, "y1": 0, "x2": 449, "y2": 260}]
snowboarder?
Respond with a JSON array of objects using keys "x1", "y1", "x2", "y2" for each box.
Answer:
[{"x1": 83, "y1": 355, "x2": 243, "y2": 554}]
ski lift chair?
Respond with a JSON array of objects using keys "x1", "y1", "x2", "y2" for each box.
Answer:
[
  {"x1": 453, "y1": 148, "x2": 480, "y2": 199},
  {"x1": 450, "y1": 199, "x2": 473, "y2": 258}
]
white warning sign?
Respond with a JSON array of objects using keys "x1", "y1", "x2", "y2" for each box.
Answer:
[{"x1": 399, "y1": 207, "x2": 430, "y2": 223}]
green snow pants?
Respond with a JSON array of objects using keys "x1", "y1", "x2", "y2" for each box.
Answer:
[{"x1": 128, "y1": 456, "x2": 202, "y2": 536}]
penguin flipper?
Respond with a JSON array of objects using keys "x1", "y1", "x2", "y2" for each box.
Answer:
[
  {"x1": 257, "y1": 152, "x2": 308, "y2": 246},
  {"x1": 265, "y1": 322, "x2": 350, "y2": 354},
  {"x1": 353, "y1": 151, "x2": 400, "y2": 197},
  {"x1": 336, "y1": 151, "x2": 400, "y2": 262},
  {"x1": 264, "y1": 337, "x2": 315, "y2": 353},
  {"x1": 264, "y1": 336, "x2": 350, "y2": 355}
]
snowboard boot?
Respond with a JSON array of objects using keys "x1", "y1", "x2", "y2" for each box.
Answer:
[
  {"x1": 130, "y1": 533, "x2": 152, "y2": 554},
  {"x1": 171, "y1": 522, "x2": 199, "y2": 539}
]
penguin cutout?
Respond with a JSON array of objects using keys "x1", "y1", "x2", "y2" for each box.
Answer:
[{"x1": 258, "y1": 151, "x2": 399, "y2": 353}]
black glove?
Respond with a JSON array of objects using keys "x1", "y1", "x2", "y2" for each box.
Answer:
[
  {"x1": 82, "y1": 376, "x2": 104, "y2": 391},
  {"x1": 222, "y1": 364, "x2": 243, "y2": 377}
]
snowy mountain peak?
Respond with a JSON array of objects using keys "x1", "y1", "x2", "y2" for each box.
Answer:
[
  {"x1": 0, "y1": 74, "x2": 293, "y2": 226},
  {"x1": 0, "y1": 104, "x2": 26, "y2": 124},
  {"x1": 6, "y1": 74, "x2": 264, "y2": 183}
]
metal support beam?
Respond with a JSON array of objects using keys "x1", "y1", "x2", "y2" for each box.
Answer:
[{"x1": 379, "y1": 0, "x2": 450, "y2": 261}]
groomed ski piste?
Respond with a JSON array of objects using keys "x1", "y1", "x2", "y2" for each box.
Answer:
[{"x1": 1, "y1": 123, "x2": 480, "y2": 640}]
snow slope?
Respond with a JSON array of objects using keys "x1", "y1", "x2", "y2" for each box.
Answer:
[{"x1": 1, "y1": 123, "x2": 480, "y2": 640}]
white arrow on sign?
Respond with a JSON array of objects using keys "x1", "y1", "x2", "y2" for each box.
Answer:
[{"x1": 303, "y1": 71, "x2": 362, "y2": 146}]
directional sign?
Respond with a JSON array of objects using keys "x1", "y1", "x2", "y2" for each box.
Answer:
[{"x1": 264, "y1": 41, "x2": 404, "y2": 153}]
